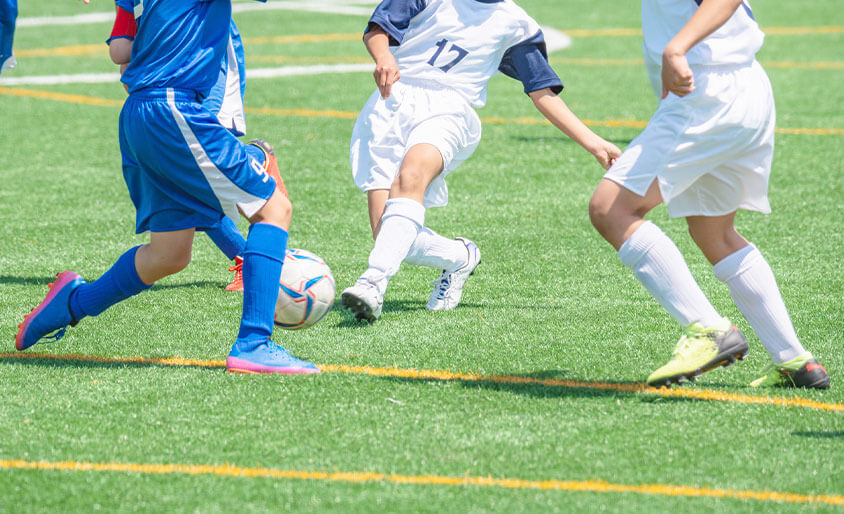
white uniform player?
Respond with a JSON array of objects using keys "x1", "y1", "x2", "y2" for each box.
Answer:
[
  {"x1": 343, "y1": 0, "x2": 621, "y2": 323},
  {"x1": 589, "y1": 0, "x2": 829, "y2": 389}
]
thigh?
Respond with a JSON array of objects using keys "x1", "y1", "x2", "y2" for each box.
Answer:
[{"x1": 120, "y1": 95, "x2": 276, "y2": 231}]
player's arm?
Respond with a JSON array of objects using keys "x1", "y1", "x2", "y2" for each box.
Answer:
[
  {"x1": 363, "y1": 0, "x2": 427, "y2": 98},
  {"x1": 529, "y1": 89, "x2": 620, "y2": 170},
  {"x1": 661, "y1": 0, "x2": 744, "y2": 98},
  {"x1": 364, "y1": 25, "x2": 400, "y2": 99},
  {"x1": 107, "y1": 4, "x2": 136, "y2": 64},
  {"x1": 501, "y1": 32, "x2": 620, "y2": 169}
]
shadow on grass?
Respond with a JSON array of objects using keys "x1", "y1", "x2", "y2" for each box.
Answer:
[
  {"x1": 334, "y1": 299, "x2": 434, "y2": 328},
  {"x1": 0, "y1": 354, "x2": 219, "y2": 372},
  {"x1": 0, "y1": 275, "x2": 221, "y2": 291},
  {"x1": 791, "y1": 431, "x2": 844, "y2": 439},
  {"x1": 0, "y1": 275, "x2": 60, "y2": 286},
  {"x1": 377, "y1": 369, "x2": 646, "y2": 401}
]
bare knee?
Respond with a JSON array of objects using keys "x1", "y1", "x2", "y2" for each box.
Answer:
[
  {"x1": 250, "y1": 190, "x2": 292, "y2": 229},
  {"x1": 139, "y1": 244, "x2": 192, "y2": 281},
  {"x1": 686, "y1": 215, "x2": 748, "y2": 264}
]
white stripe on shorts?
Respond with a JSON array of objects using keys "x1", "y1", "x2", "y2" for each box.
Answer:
[{"x1": 167, "y1": 88, "x2": 265, "y2": 220}]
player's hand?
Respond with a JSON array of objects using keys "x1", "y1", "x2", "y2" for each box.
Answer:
[
  {"x1": 373, "y1": 55, "x2": 400, "y2": 99},
  {"x1": 591, "y1": 139, "x2": 622, "y2": 170},
  {"x1": 661, "y1": 50, "x2": 695, "y2": 98}
]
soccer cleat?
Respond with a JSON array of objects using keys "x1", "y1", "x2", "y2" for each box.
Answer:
[
  {"x1": 226, "y1": 341, "x2": 320, "y2": 374},
  {"x1": 426, "y1": 237, "x2": 481, "y2": 311},
  {"x1": 225, "y1": 256, "x2": 244, "y2": 292},
  {"x1": 647, "y1": 318, "x2": 748, "y2": 388},
  {"x1": 247, "y1": 138, "x2": 288, "y2": 199},
  {"x1": 750, "y1": 353, "x2": 830, "y2": 389},
  {"x1": 15, "y1": 271, "x2": 86, "y2": 351},
  {"x1": 1, "y1": 55, "x2": 17, "y2": 74},
  {"x1": 341, "y1": 278, "x2": 383, "y2": 323}
]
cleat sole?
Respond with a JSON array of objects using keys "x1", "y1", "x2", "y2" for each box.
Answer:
[{"x1": 341, "y1": 292, "x2": 377, "y2": 323}]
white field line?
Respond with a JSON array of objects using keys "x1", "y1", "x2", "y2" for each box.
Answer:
[
  {"x1": 0, "y1": 64, "x2": 374, "y2": 86},
  {"x1": 10, "y1": 0, "x2": 569, "y2": 87},
  {"x1": 17, "y1": 1, "x2": 375, "y2": 27},
  {"x1": 0, "y1": 72, "x2": 120, "y2": 86}
]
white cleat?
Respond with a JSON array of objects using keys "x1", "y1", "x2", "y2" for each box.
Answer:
[
  {"x1": 341, "y1": 278, "x2": 383, "y2": 323},
  {"x1": 1, "y1": 55, "x2": 17, "y2": 74},
  {"x1": 426, "y1": 238, "x2": 481, "y2": 311}
]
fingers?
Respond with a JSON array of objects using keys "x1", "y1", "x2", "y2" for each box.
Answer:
[{"x1": 373, "y1": 66, "x2": 400, "y2": 99}]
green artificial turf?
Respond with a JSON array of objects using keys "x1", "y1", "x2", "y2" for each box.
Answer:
[{"x1": 1, "y1": 1, "x2": 842, "y2": 512}]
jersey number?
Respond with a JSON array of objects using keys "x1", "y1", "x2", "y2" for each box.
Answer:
[{"x1": 427, "y1": 39, "x2": 468, "y2": 73}]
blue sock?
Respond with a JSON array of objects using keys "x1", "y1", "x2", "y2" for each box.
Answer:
[
  {"x1": 205, "y1": 216, "x2": 246, "y2": 261},
  {"x1": 69, "y1": 245, "x2": 151, "y2": 320},
  {"x1": 236, "y1": 223, "x2": 288, "y2": 352}
]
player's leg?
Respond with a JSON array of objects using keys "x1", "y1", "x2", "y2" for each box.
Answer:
[
  {"x1": 589, "y1": 178, "x2": 747, "y2": 386},
  {"x1": 367, "y1": 189, "x2": 389, "y2": 239},
  {"x1": 0, "y1": 0, "x2": 17, "y2": 73},
  {"x1": 223, "y1": 147, "x2": 317, "y2": 374},
  {"x1": 206, "y1": 139, "x2": 288, "y2": 293},
  {"x1": 690, "y1": 215, "x2": 830, "y2": 388},
  {"x1": 342, "y1": 143, "x2": 442, "y2": 322},
  {"x1": 204, "y1": 216, "x2": 247, "y2": 291},
  {"x1": 371, "y1": 168, "x2": 478, "y2": 311},
  {"x1": 15, "y1": 229, "x2": 193, "y2": 351}
]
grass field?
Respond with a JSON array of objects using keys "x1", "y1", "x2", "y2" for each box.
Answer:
[{"x1": 1, "y1": 1, "x2": 842, "y2": 511}]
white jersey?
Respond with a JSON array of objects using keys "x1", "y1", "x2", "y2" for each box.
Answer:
[
  {"x1": 642, "y1": 0, "x2": 764, "y2": 88},
  {"x1": 369, "y1": 0, "x2": 562, "y2": 108}
]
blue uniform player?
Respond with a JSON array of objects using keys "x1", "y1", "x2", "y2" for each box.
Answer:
[
  {"x1": 107, "y1": 1, "x2": 274, "y2": 292},
  {"x1": 16, "y1": 0, "x2": 318, "y2": 375},
  {"x1": 0, "y1": 0, "x2": 17, "y2": 73}
]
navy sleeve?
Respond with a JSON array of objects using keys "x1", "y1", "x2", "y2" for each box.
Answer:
[
  {"x1": 499, "y1": 31, "x2": 564, "y2": 95},
  {"x1": 365, "y1": 0, "x2": 428, "y2": 46}
]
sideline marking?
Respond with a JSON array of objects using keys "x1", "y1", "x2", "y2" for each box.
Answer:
[
  {"x1": 2, "y1": 86, "x2": 842, "y2": 136},
  {"x1": 1, "y1": 352, "x2": 842, "y2": 412},
  {"x1": 0, "y1": 458, "x2": 842, "y2": 505}
]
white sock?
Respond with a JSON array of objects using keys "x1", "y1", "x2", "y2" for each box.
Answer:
[
  {"x1": 713, "y1": 244, "x2": 806, "y2": 363},
  {"x1": 617, "y1": 221, "x2": 722, "y2": 328},
  {"x1": 404, "y1": 227, "x2": 468, "y2": 271},
  {"x1": 362, "y1": 198, "x2": 425, "y2": 293}
]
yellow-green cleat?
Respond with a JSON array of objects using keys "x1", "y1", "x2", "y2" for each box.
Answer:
[
  {"x1": 750, "y1": 353, "x2": 830, "y2": 389},
  {"x1": 647, "y1": 318, "x2": 748, "y2": 388}
]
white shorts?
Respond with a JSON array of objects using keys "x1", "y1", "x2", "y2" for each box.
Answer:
[
  {"x1": 350, "y1": 78, "x2": 482, "y2": 208},
  {"x1": 605, "y1": 60, "x2": 775, "y2": 218}
]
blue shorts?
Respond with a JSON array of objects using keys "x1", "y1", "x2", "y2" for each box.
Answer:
[{"x1": 119, "y1": 88, "x2": 276, "y2": 233}]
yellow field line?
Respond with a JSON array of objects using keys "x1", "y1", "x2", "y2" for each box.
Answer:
[
  {"x1": 549, "y1": 56, "x2": 844, "y2": 70},
  {"x1": 8, "y1": 85, "x2": 840, "y2": 135},
  {"x1": 561, "y1": 26, "x2": 844, "y2": 37},
  {"x1": 0, "y1": 86, "x2": 122, "y2": 107},
  {"x1": 0, "y1": 458, "x2": 841, "y2": 505},
  {"x1": 1, "y1": 352, "x2": 842, "y2": 412},
  {"x1": 14, "y1": 25, "x2": 844, "y2": 57},
  {"x1": 243, "y1": 33, "x2": 362, "y2": 44},
  {"x1": 12, "y1": 46, "x2": 844, "y2": 71}
]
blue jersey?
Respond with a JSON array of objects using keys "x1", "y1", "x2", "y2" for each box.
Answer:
[{"x1": 121, "y1": 0, "x2": 262, "y2": 96}]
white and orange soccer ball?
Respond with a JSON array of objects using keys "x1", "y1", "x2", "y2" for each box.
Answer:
[{"x1": 275, "y1": 249, "x2": 335, "y2": 330}]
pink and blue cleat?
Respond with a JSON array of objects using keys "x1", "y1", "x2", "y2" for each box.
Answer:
[
  {"x1": 16, "y1": 271, "x2": 86, "y2": 351},
  {"x1": 226, "y1": 341, "x2": 320, "y2": 375}
]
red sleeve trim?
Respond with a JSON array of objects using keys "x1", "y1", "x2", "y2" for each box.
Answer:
[{"x1": 110, "y1": 6, "x2": 137, "y2": 40}]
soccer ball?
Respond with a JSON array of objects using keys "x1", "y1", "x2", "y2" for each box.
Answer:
[{"x1": 274, "y1": 248, "x2": 335, "y2": 330}]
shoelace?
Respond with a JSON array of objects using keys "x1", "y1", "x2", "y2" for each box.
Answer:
[
  {"x1": 672, "y1": 325, "x2": 715, "y2": 357},
  {"x1": 750, "y1": 363, "x2": 789, "y2": 387},
  {"x1": 228, "y1": 262, "x2": 243, "y2": 274},
  {"x1": 431, "y1": 271, "x2": 452, "y2": 299},
  {"x1": 37, "y1": 327, "x2": 68, "y2": 345}
]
